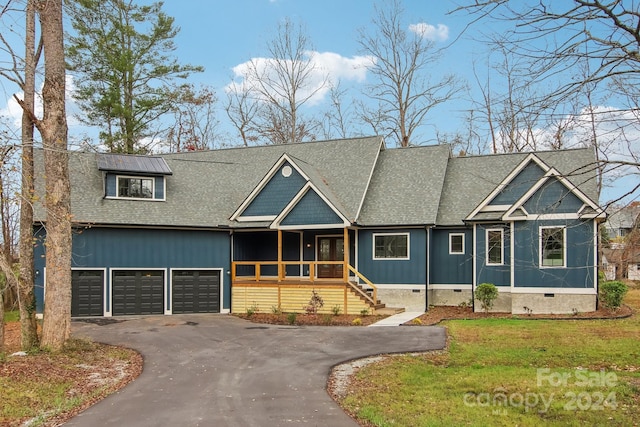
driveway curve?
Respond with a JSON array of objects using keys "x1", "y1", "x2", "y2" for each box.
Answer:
[{"x1": 66, "y1": 314, "x2": 446, "y2": 427}]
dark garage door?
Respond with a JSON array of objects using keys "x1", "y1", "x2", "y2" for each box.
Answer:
[
  {"x1": 112, "y1": 270, "x2": 164, "y2": 315},
  {"x1": 172, "y1": 270, "x2": 220, "y2": 313},
  {"x1": 71, "y1": 270, "x2": 104, "y2": 317}
]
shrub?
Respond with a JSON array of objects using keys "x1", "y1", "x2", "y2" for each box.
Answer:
[
  {"x1": 360, "y1": 308, "x2": 369, "y2": 316},
  {"x1": 271, "y1": 305, "x2": 282, "y2": 315},
  {"x1": 246, "y1": 303, "x2": 259, "y2": 317},
  {"x1": 475, "y1": 283, "x2": 498, "y2": 313},
  {"x1": 412, "y1": 318, "x2": 423, "y2": 325},
  {"x1": 599, "y1": 280, "x2": 628, "y2": 311},
  {"x1": 352, "y1": 317, "x2": 362, "y2": 326},
  {"x1": 304, "y1": 289, "x2": 324, "y2": 315},
  {"x1": 286, "y1": 312, "x2": 297, "y2": 325},
  {"x1": 331, "y1": 305, "x2": 342, "y2": 316}
]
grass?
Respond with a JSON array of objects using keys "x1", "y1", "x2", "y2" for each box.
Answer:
[
  {"x1": 339, "y1": 282, "x2": 640, "y2": 427},
  {"x1": 0, "y1": 338, "x2": 141, "y2": 426},
  {"x1": 3, "y1": 310, "x2": 19, "y2": 323}
]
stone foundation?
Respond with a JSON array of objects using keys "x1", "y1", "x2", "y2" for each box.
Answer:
[
  {"x1": 376, "y1": 287, "x2": 426, "y2": 312},
  {"x1": 428, "y1": 289, "x2": 472, "y2": 307},
  {"x1": 511, "y1": 293, "x2": 596, "y2": 314},
  {"x1": 473, "y1": 292, "x2": 512, "y2": 313}
]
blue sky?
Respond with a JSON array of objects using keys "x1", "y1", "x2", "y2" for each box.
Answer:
[{"x1": 0, "y1": 0, "x2": 637, "y2": 203}]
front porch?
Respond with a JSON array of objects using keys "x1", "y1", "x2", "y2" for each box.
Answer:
[
  {"x1": 231, "y1": 260, "x2": 386, "y2": 315},
  {"x1": 231, "y1": 228, "x2": 391, "y2": 315}
]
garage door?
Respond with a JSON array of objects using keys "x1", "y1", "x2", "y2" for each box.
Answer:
[
  {"x1": 172, "y1": 270, "x2": 220, "y2": 313},
  {"x1": 71, "y1": 270, "x2": 104, "y2": 317},
  {"x1": 112, "y1": 270, "x2": 164, "y2": 315}
]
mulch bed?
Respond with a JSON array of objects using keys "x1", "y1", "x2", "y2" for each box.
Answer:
[
  {"x1": 235, "y1": 312, "x2": 388, "y2": 326},
  {"x1": 411, "y1": 304, "x2": 634, "y2": 325}
]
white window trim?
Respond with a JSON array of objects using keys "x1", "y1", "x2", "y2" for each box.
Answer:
[
  {"x1": 539, "y1": 226, "x2": 567, "y2": 268},
  {"x1": 113, "y1": 174, "x2": 159, "y2": 201},
  {"x1": 372, "y1": 232, "x2": 410, "y2": 260},
  {"x1": 486, "y1": 228, "x2": 504, "y2": 266},
  {"x1": 449, "y1": 233, "x2": 465, "y2": 255}
]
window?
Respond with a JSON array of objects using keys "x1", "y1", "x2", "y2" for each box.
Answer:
[
  {"x1": 540, "y1": 227, "x2": 565, "y2": 267},
  {"x1": 486, "y1": 229, "x2": 503, "y2": 265},
  {"x1": 449, "y1": 233, "x2": 464, "y2": 254},
  {"x1": 117, "y1": 176, "x2": 154, "y2": 199},
  {"x1": 373, "y1": 233, "x2": 409, "y2": 259}
]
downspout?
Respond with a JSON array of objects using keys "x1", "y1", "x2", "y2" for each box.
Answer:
[
  {"x1": 472, "y1": 224, "x2": 477, "y2": 312},
  {"x1": 425, "y1": 225, "x2": 430, "y2": 311}
]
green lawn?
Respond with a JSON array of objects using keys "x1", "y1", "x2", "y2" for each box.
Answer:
[
  {"x1": 339, "y1": 285, "x2": 640, "y2": 427},
  {"x1": 3, "y1": 310, "x2": 19, "y2": 323}
]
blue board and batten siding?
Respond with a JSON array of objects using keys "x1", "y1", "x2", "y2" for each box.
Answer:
[
  {"x1": 429, "y1": 228, "x2": 473, "y2": 285},
  {"x1": 34, "y1": 227, "x2": 231, "y2": 313},
  {"x1": 242, "y1": 162, "x2": 306, "y2": 217},
  {"x1": 513, "y1": 219, "x2": 596, "y2": 289},
  {"x1": 280, "y1": 190, "x2": 343, "y2": 226},
  {"x1": 490, "y1": 162, "x2": 545, "y2": 205},
  {"x1": 523, "y1": 178, "x2": 585, "y2": 214},
  {"x1": 475, "y1": 224, "x2": 511, "y2": 287},
  {"x1": 357, "y1": 229, "x2": 427, "y2": 285}
]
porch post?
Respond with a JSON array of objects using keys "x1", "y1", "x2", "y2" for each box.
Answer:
[
  {"x1": 278, "y1": 229, "x2": 283, "y2": 281},
  {"x1": 343, "y1": 227, "x2": 349, "y2": 282}
]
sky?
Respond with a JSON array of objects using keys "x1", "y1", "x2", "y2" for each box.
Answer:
[{"x1": 0, "y1": 0, "x2": 638, "y2": 204}]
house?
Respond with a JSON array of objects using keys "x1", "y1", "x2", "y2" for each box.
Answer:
[
  {"x1": 605, "y1": 202, "x2": 640, "y2": 241},
  {"x1": 32, "y1": 136, "x2": 605, "y2": 317},
  {"x1": 602, "y1": 247, "x2": 640, "y2": 281}
]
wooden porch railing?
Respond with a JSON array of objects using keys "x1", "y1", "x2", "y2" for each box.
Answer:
[{"x1": 231, "y1": 261, "x2": 378, "y2": 305}]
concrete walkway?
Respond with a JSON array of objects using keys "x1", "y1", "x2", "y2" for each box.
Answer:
[
  {"x1": 368, "y1": 311, "x2": 424, "y2": 326},
  {"x1": 67, "y1": 314, "x2": 446, "y2": 427}
]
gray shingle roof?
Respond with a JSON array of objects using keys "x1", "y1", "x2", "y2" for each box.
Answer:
[
  {"x1": 34, "y1": 136, "x2": 384, "y2": 228},
  {"x1": 357, "y1": 144, "x2": 451, "y2": 226},
  {"x1": 436, "y1": 148, "x2": 599, "y2": 226},
  {"x1": 33, "y1": 138, "x2": 599, "y2": 230}
]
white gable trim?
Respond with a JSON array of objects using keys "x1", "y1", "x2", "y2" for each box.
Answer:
[
  {"x1": 230, "y1": 154, "x2": 310, "y2": 221},
  {"x1": 270, "y1": 182, "x2": 350, "y2": 230},
  {"x1": 502, "y1": 167, "x2": 604, "y2": 221},
  {"x1": 466, "y1": 154, "x2": 551, "y2": 221}
]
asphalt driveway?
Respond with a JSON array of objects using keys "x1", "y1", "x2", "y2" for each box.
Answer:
[{"x1": 66, "y1": 314, "x2": 446, "y2": 427}]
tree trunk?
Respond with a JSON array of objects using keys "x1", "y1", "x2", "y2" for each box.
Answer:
[
  {"x1": 37, "y1": 0, "x2": 72, "y2": 352},
  {"x1": 19, "y1": 0, "x2": 40, "y2": 350}
]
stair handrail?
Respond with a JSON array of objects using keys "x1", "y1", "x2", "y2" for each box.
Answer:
[{"x1": 347, "y1": 265, "x2": 377, "y2": 304}]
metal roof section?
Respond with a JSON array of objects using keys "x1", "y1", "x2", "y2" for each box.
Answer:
[{"x1": 97, "y1": 153, "x2": 173, "y2": 175}]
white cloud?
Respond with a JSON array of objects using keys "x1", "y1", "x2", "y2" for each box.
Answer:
[
  {"x1": 227, "y1": 51, "x2": 375, "y2": 106},
  {"x1": 409, "y1": 23, "x2": 449, "y2": 42},
  {"x1": 0, "y1": 74, "x2": 80, "y2": 129}
]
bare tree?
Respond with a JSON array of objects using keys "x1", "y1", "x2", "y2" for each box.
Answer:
[
  {"x1": 358, "y1": 0, "x2": 462, "y2": 147},
  {"x1": 454, "y1": 0, "x2": 640, "y2": 203},
  {"x1": 166, "y1": 84, "x2": 220, "y2": 152},
  {"x1": 0, "y1": 0, "x2": 41, "y2": 350},
  {"x1": 225, "y1": 81, "x2": 261, "y2": 146},
  {"x1": 36, "y1": 0, "x2": 72, "y2": 351},
  {"x1": 234, "y1": 18, "x2": 327, "y2": 144},
  {"x1": 320, "y1": 81, "x2": 358, "y2": 140}
]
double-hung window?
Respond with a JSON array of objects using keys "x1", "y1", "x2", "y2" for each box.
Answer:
[
  {"x1": 449, "y1": 233, "x2": 465, "y2": 255},
  {"x1": 486, "y1": 229, "x2": 503, "y2": 265},
  {"x1": 540, "y1": 226, "x2": 565, "y2": 267}
]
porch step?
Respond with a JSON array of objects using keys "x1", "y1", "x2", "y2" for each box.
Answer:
[{"x1": 348, "y1": 281, "x2": 387, "y2": 311}]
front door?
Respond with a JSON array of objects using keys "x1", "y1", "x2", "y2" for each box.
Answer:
[{"x1": 317, "y1": 236, "x2": 344, "y2": 278}]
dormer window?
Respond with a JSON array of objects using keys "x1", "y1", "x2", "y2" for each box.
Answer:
[
  {"x1": 118, "y1": 176, "x2": 154, "y2": 199},
  {"x1": 97, "y1": 153, "x2": 172, "y2": 202}
]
